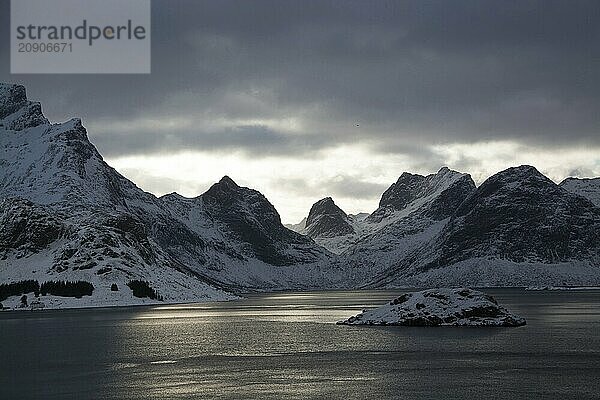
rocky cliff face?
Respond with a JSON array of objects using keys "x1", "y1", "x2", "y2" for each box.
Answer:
[
  {"x1": 0, "y1": 83, "x2": 335, "y2": 308},
  {"x1": 291, "y1": 168, "x2": 477, "y2": 256},
  {"x1": 368, "y1": 167, "x2": 476, "y2": 223},
  {"x1": 199, "y1": 176, "x2": 331, "y2": 267},
  {"x1": 433, "y1": 166, "x2": 600, "y2": 266},
  {"x1": 0, "y1": 84, "x2": 48, "y2": 130},
  {"x1": 367, "y1": 166, "x2": 600, "y2": 287},
  {"x1": 0, "y1": 198, "x2": 66, "y2": 255},
  {"x1": 304, "y1": 197, "x2": 355, "y2": 238},
  {"x1": 339, "y1": 168, "x2": 476, "y2": 283}
]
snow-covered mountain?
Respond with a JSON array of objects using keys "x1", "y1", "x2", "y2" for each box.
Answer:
[
  {"x1": 2, "y1": 82, "x2": 600, "y2": 303},
  {"x1": 288, "y1": 197, "x2": 378, "y2": 254},
  {"x1": 305, "y1": 197, "x2": 355, "y2": 238},
  {"x1": 367, "y1": 167, "x2": 477, "y2": 224},
  {"x1": 365, "y1": 166, "x2": 600, "y2": 287},
  {"x1": 158, "y1": 177, "x2": 335, "y2": 289},
  {"x1": 0, "y1": 83, "x2": 336, "y2": 309},
  {"x1": 293, "y1": 168, "x2": 476, "y2": 255},
  {"x1": 340, "y1": 167, "x2": 477, "y2": 283},
  {"x1": 296, "y1": 197, "x2": 362, "y2": 254},
  {"x1": 560, "y1": 177, "x2": 600, "y2": 206},
  {"x1": 292, "y1": 165, "x2": 600, "y2": 287}
]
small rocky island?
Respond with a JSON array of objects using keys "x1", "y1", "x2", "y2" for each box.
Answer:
[{"x1": 338, "y1": 288, "x2": 526, "y2": 327}]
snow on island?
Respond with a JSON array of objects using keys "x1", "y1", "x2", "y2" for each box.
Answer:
[{"x1": 337, "y1": 288, "x2": 526, "y2": 327}]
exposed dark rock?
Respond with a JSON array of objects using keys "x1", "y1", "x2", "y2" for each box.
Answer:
[
  {"x1": 428, "y1": 165, "x2": 600, "y2": 267},
  {"x1": 305, "y1": 197, "x2": 355, "y2": 238},
  {"x1": 201, "y1": 176, "x2": 329, "y2": 266},
  {"x1": 0, "y1": 198, "x2": 66, "y2": 252},
  {"x1": 0, "y1": 84, "x2": 27, "y2": 119},
  {"x1": 0, "y1": 83, "x2": 48, "y2": 130},
  {"x1": 368, "y1": 167, "x2": 476, "y2": 223},
  {"x1": 97, "y1": 267, "x2": 112, "y2": 275}
]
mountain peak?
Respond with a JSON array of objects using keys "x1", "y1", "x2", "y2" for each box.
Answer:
[
  {"x1": 369, "y1": 167, "x2": 475, "y2": 223},
  {"x1": 454, "y1": 165, "x2": 559, "y2": 218},
  {"x1": 0, "y1": 82, "x2": 48, "y2": 130},
  {"x1": 498, "y1": 165, "x2": 541, "y2": 177},
  {"x1": 397, "y1": 171, "x2": 421, "y2": 180},
  {"x1": 307, "y1": 197, "x2": 346, "y2": 224},
  {"x1": 305, "y1": 197, "x2": 354, "y2": 238},
  {"x1": 314, "y1": 197, "x2": 334, "y2": 206},
  {"x1": 218, "y1": 175, "x2": 239, "y2": 188},
  {"x1": 435, "y1": 165, "x2": 600, "y2": 271},
  {"x1": 482, "y1": 165, "x2": 553, "y2": 189},
  {"x1": 200, "y1": 179, "x2": 328, "y2": 266},
  {"x1": 203, "y1": 176, "x2": 241, "y2": 200},
  {"x1": 379, "y1": 168, "x2": 469, "y2": 211},
  {"x1": 0, "y1": 83, "x2": 27, "y2": 118}
]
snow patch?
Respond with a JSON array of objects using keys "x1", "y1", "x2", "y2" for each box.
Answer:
[{"x1": 337, "y1": 288, "x2": 526, "y2": 327}]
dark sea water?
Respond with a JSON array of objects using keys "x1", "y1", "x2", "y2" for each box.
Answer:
[{"x1": 1, "y1": 289, "x2": 600, "y2": 399}]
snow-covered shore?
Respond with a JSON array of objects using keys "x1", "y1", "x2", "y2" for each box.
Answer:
[{"x1": 0, "y1": 288, "x2": 238, "y2": 312}]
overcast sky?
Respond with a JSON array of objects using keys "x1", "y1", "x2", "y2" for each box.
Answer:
[{"x1": 1, "y1": 0, "x2": 599, "y2": 223}]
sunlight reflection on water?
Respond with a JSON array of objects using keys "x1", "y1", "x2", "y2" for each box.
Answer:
[{"x1": 2, "y1": 289, "x2": 600, "y2": 399}]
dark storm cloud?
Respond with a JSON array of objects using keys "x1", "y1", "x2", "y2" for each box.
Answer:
[
  {"x1": 89, "y1": 123, "x2": 332, "y2": 157},
  {"x1": 1, "y1": 0, "x2": 599, "y2": 157},
  {"x1": 273, "y1": 175, "x2": 389, "y2": 201}
]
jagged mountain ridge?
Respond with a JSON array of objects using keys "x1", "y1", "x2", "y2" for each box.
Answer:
[
  {"x1": 368, "y1": 167, "x2": 476, "y2": 223},
  {"x1": 293, "y1": 166, "x2": 600, "y2": 287},
  {"x1": 437, "y1": 166, "x2": 600, "y2": 266},
  {"x1": 293, "y1": 168, "x2": 477, "y2": 255},
  {"x1": 2, "y1": 82, "x2": 600, "y2": 301},
  {"x1": 339, "y1": 168, "x2": 478, "y2": 283},
  {"x1": 0, "y1": 84, "x2": 48, "y2": 131},
  {"x1": 0, "y1": 83, "x2": 335, "y2": 308},
  {"x1": 162, "y1": 176, "x2": 331, "y2": 268},
  {"x1": 0, "y1": 84, "x2": 235, "y2": 305},
  {"x1": 365, "y1": 166, "x2": 600, "y2": 287}
]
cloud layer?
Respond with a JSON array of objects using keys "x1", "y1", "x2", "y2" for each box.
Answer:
[{"x1": 1, "y1": 0, "x2": 599, "y2": 221}]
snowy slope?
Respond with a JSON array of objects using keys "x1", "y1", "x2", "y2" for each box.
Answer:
[
  {"x1": 285, "y1": 217, "x2": 306, "y2": 232},
  {"x1": 159, "y1": 177, "x2": 336, "y2": 290},
  {"x1": 0, "y1": 84, "x2": 231, "y2": 306},
  {"x1": 0, "y1": 83, "x2": 336, "y2": 311},
  {"x1": 294, "y1": 168, "x2": 476, "y2": 255},
  {"x1": 365, "y1": 166, "x2": 600, "y2": 288},
  {"x1": 339, "y1": 167, "x2": 477, "y2": 283},
  {"x1": 560, "y1": 177, "x2": 600, "y2": 207}
]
